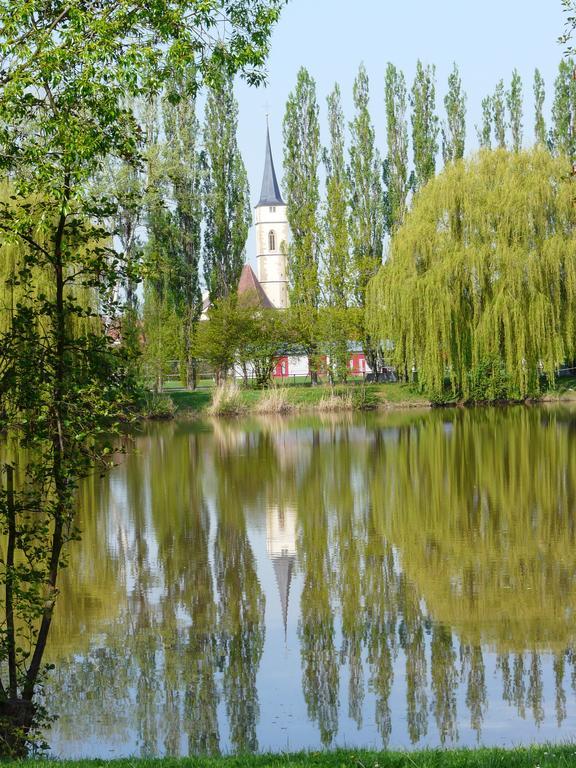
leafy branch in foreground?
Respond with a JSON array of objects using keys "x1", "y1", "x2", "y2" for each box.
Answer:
[{"x1": 560, "y1": 0, "x2": 576, "y2": 51}]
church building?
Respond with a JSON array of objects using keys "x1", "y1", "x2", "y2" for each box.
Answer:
[
  {"x1": 236, "y1": 126, "x2": 371, "y2": 379},
  {"x1": 237, "y1": 125, "x2": 289, "y2": 310},
  {"x1": 255, "y1": 126, "x2": 289, "y2": 309}
]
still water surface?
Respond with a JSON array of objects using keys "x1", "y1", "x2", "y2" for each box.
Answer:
[{"x1": 46, "y1": 406, "x2": 576, "y2": 756}]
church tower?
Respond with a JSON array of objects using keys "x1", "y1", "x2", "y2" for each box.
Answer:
[{"x1": 255, "y1": 126, "x2": 289, "y2": 309}]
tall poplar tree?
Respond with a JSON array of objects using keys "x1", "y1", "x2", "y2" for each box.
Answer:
[
  {"x1": 492, "y1": 80, "x2": 507, "y2": 149},
  {"x1": 349, "y1": 65, "x2": 384, "y2": 305},
  {"x1": 162, "y1": 76, "x2": 203, "y2": 388},
  {"x1": 283, "y1": 67, "x2": 321, "y2": 380},
  {"x1": 477, "y1": 96, "x2": 492, "y2": 149},
  {"x1": 322, "y1": 84, "x2": 352, "y2": 382},
  {"x1": 533, "y1": 69, "x2": 547, "y2": 146},
  {"x1": 384, "y1": 63, "x2": 410, "y2": 231},
  {"x1": 441, "y1": 63, "x2": 466, "y2": 165},
  {"x1": 324, "y1": 84, "x2": 350, "y2": 309},
  {"x1": 203, "y1": 77, "x2": 251, "y2": 302},
  {"x1": 551, "y1": 58, "x2": 576, "y2": 158},
  {"x1": 101, "y1": 156, "x2": 145, "y2": 370},
  {"x1": 284, "y1": 67, "x2": 321, "y2": 308},
  {"x1": 411, "y1": 61, "x2": 439, "y2": 191},
  {"x1": 106, "y1": 160, "x2": 145, "y2": 313},
  {"x1": 142, "y1": 96, "x2": 181, "y2": 392},
  {"x1": 507, "y1": 70, "x2": 523, "y2": 152},
  {"x1": 349, "y1": 64, "x2": 384, "y2": 373}
]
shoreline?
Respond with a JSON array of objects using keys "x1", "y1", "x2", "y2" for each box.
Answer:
[
  {"x1": 17, "y1": 745, "x2": 576, "y2": 767},
  {"x1": 142, "y1": 380, "x2": 576, "y2": 420}
]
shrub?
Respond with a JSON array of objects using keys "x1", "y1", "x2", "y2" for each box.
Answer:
[
  {"x1": 351, "y1": 385, "x2": 379, "y2": 410},
  {"x1": 317, "y1": 390, "x2": 353, "y2": 412},
  {"x1": 466, "y1": 357, "x2": 517, "y2": 403},
  {"x1": 208, "y1": 380, "x2": 246, "y2": 416},
  {"x1": 254, "y1": 387, "x2": 294, "y2": 414},
  {"x1": 141, "y1": 393, "x2": 176, "y2": 420}
]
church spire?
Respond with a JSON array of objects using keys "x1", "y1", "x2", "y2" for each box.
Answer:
[{"x1": 257, "y1": 125, "x2": 284, "y2": 207}]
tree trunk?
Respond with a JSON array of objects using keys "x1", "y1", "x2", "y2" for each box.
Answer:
[
  {"x1": 308, "y1": 345, "x2": 320, "y2": 386},
  {"x1": 0, "y1": 699, "x2": 35, "y2": 757},
  {"x1": 5, "y1": 466, "x2": 17, "y2": 700},
  {"x1": 186, "y1": 357, "x2": 197, "y2": 391},
  {"x1": 23, "y1": 179, "x2": 68, "y2": 704},
  {"x1": 363, "y1": 334, "x2": 380, "y2": 376},
  {"x1": 184, "y1": 312, "x2": 197, "y2": 391}
]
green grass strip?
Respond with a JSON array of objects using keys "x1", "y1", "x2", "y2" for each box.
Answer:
[{"x1": 12, "y1": 745, "x2": 576, "y2": 768}]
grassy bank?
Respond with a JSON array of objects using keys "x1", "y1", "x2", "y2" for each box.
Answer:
[
  {"x1": 14, "y1": 745, "x2": 576, "y2": 767},
  {"x1": 142, "y1": 374, "x2": 576, "y2": 419},
  {"x1": 157, "y1": 381, "x2": 430, "y2": 418}
]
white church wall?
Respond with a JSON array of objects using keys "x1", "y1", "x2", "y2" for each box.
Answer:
[{"x1": 255, "y1": 202, "x2": 289, "y2": 309}]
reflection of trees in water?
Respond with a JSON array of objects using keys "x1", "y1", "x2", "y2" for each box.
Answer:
[
  {"x1": 148, "y1": 430, "x2": 220, "y2": 755},
  {"x1": 379, "y1": 409, "x2": 576, "y2": 650},
  {"x1": 553, "y1": 652, "x2": 567, "y2": 727},
  {"x1": 47, "y1": 642, "x2": 132, "y2": 746},
  {"x1": 498, "y1": 650, "x2": 559, "y2": 731},
  {"x1": 298, "y1": 430, "x2": 339, "y2": 747},
  {"x1": 332, "y1": 426, "x2": 364, "y2": 729},
  {"x1": 182, "y1": 492, "x2": 220, "y2": 756},
  {"x1": 461, "y1": 644, "x2": 486, "y2": 740},
  {"x1": 213, "y1": 437, "x2": 265, "y2": 754},
  {"x1": 47, "y1": 427, "x2": 224, "y2": 756},
  {"x1": 431, "y1": 625, "x2": 458, "y2": 744},
  {"x1": 364, "y1": 532, "x2": 397, "y2": 746},
  {"x1": 398, "y1": 575, "x2": 428, "y2": 743},
  {"x1": 45, "y1": 409, "x2": 576, "y2": 753},
  {"x1": 363, "y1": 454, "x2": 399, "y2": 748}
]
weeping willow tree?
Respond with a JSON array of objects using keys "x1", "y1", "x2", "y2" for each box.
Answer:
[
  {"x1": 366, "y1": 148, "x2": 576, "y2": 400},
  {"x1": 0, "y1": 188, "x2": 98, "y2": 339}
]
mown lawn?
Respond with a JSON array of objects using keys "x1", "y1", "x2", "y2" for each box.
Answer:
[
  {"x1": 167, "y1": 390, "x2": 212, "y2": 412},
  {"x1": 150, "y1": 374, "x2": 576, "y2": 419},
  {"x1": 13, "y1": 745, "x2": 576, "y2": 768},
  {"x1": 161, "y1": 380, "x2": 430, "y2": 416}
]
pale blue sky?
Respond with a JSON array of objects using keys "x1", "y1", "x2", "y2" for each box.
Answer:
[{"x1": 233, "y1": 0, "x2": 569, "y2": 264}]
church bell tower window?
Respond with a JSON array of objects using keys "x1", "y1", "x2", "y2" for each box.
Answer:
[{"x1": 268, "y1": 230, "x2": 276, "y2": 251}]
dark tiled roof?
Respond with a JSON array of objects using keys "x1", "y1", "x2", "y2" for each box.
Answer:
[
  {"x1": 257, "y1": 126, "x2": 285, "y2": 207},
  {"x1": 237, "y1": 264, "x2": 274, "y2": 308}
]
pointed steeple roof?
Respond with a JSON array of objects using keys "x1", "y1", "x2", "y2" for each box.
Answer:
[
  {"x1": 272, "y1": 554, "x2": 295, "y2": 639},
  {"x1": 257, "y1": 125, "x2": 285, "y2": 207}
]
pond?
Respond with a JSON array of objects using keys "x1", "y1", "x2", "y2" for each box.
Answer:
[{"x1": 46, "y1": 405, "x2": 576, "y2": 756}]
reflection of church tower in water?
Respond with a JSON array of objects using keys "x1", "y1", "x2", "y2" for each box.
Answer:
[{"x1": 266, "y1": 505, "x2": 297, "y2": 636}]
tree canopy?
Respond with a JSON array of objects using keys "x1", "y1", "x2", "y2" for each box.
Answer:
[
  {"x1": 0, "y1": 0, "x2": 285, "y2": 751},
  {"x1": 366, "y1": 148, "x2": 576, "y2": 400}
]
